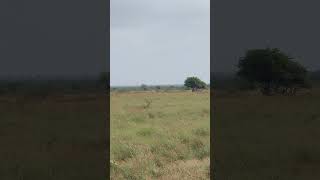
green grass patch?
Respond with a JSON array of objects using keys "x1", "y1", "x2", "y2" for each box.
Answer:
[
  {"x1": 111, "y1": 91, "x2": 210, "y2": 179},
  {"x1": 136, "y1": 128, "x2": 155, "y2": 137},
  {"x1": 112, "y1": 144, "x2": 136, "y2": 161}
]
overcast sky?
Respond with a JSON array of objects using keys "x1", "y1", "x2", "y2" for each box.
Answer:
[
  {"x1": 110, "y1": 0, "x2": 210, "y2": 86},
  {"x1": 213, "y1": 0, "x2": 320, "y2": 73},
  {"x1": 1, "y1": 0, "x2": 106, "y2": 78}
]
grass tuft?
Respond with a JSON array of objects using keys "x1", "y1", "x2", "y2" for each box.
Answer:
[{"x1": 112, "y1": 144, "x2": 136, "y2": 161}]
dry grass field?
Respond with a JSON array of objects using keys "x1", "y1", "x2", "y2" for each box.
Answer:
[
  {"x1": 213, "y1": 88, "x2": 320, "y2": 179},
  {"x1": 110, "y1": 90, "x2": 210, "y2": 179},
  {"x1": 0, "y1": 93, "x2": 107, "y2": 179}
]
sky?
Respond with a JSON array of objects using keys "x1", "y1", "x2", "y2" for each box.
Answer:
[
  {"x1": 0, "y1": 0, "x2": 107, "y2": 78},
  {"x1": 3, "y1": 0, "x2": 320, "y2": 81},
  {"x1": 213, "y1": 0, "x2": 320, "y2": 73},
  {"x1": 110, "y1": 0, "x2": 210, "y2": 86}
]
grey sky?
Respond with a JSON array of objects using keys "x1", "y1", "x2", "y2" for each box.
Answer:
[
  {"x1": 213, "y1": 0, "x2": 320, "y2": 73},
  {"x1": 111, "y1": 0, "x2": 210, "y2": 86},
  {"x1": 1, "y1": 0, "x2": 106, "y2": 78}
]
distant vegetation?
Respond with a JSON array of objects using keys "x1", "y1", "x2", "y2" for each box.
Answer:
[
  {"x1": 237, "y1": 48, "x2": 310, "y2": 95},
  {"x1": 0, "y1": 73, "x2": 108, "y2": 96},
  {"x1": 212, "y1": 48, "x2": 320, "y2": 96},
  {"x1": 111, "y1": 77, "x2": 208, "y2": 93},
  {"x1": 184, "y1": 77, "x2": 207, "y2": 92},
  {"x1": 111, "y1": 84, "x2": 186, "y2": 92},
  {"x1": 140, "y1": 84, "x2": 148, "y2": 91}
]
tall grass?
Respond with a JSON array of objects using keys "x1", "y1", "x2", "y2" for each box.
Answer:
[{"x1": 111, "y1": 90, "x2": 210, "y2": 179}]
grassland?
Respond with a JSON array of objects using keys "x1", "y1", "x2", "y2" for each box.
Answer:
[
  {"x1": 213, "y1": 88, "x2": 320, "y2": 179},
  {"x1": 110, "y1": 90, "x2": 210, "y2": 179},
  {"x1": 0, "y1": 92, "x2": 107, "y2": 179}
]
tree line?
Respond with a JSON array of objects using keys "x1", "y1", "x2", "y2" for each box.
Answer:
[{"x1": 110, "y1": 47, "x2": 313, "y2": 96}]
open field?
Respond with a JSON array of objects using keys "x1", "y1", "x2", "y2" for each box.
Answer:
[
  {"x1": 110, "y1": 90, "x2": 210, "y2": 179},
  {"x1": 0, "y1": 92, "x2": 107, "y2": 179},
  {"x1": 213, "y1": 88, "x2": 320, "y2": 179}
]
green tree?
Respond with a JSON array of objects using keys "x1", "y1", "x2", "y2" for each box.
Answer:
[
  {"x1": 277, "y1": 60, "x2": 310, "y2": 95},
  {"x1": 237, "y1": 48, "x2": 309, "y2": 95},
  {"x1": 184, "y1": 77, "x2": 207, "y2": 92}
]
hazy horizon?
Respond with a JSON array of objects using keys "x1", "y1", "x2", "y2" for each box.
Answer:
[
  {"x1": 110, "y1": 84, "x2": 185, "y2": 88},
  {"x1": 110, "y1": 0, "x2": 210, "y2": 86}
]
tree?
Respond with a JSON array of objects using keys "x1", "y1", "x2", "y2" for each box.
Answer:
[
  {"x1": 277, "y1": 60, "x2": 310, "y2": 95},
  {"x1": 141, "y1": 84, "x2": 148, "y2": 91},
  {"x1": 237, "y1": 48, "x2": 309, "y2": 95},
  {"x1": 184, "y1": 77, "x2": 207, "y2": 92}
]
